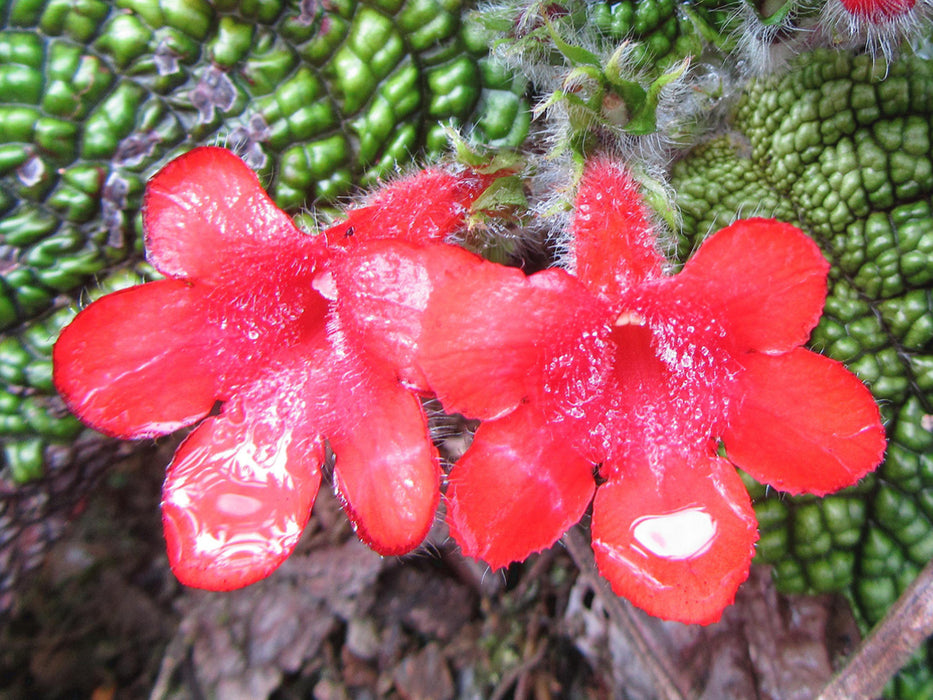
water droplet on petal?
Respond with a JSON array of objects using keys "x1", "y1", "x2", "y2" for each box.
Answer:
[
  {"x1": 215, "y1": 492, "x2": 264, "y2": 516},
  {"x1": 631, "y1": 506, "x2": 716, "y2": 561},
  {"x1": 312, "y1": 270, "x2": 338, "y2": 300}
]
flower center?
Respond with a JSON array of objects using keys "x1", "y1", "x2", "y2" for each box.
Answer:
[
  {"x1": 631, "y1": 506, "x2": 717, "y2": 560},
  {"x1": 614, "y1": 310, "x2": 647, "y2": 327}
]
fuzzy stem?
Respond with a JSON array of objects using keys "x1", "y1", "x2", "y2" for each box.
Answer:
[
  {"x1": 817, "y1": 557, "x2": 933, "y2": 699},
  {"x1": 563, "y1": 526, "x2": 687, "y2": 700}
]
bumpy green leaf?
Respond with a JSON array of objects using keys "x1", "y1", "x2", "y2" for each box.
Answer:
[
  {"x1": 590, "y1": 0, "x2": 738, "y2": 67},
  {"x1": 671, "y1": 46, "x2": 933, "y2": 697},
  {"x1": 0, "y1": 0, "x2": 529, "y2": 485}
]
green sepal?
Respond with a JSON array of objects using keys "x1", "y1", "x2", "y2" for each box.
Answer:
[
  {"x1": 632, "y1": 169, "x2": 679, "y2": 231},
  {"x1": 679, "y1": 3, "x2": 735, "y2": 52},
  {"x1": 469, "y1": 175, "x2": 527, "y2": 216},
  {"x1": 748, "y1": 0, "x2": 798, "y2": 26},
  {"x1": 545, "y1": 17, "x2": 602, "y2": 68},
  {"x1": 447, "y1": 125, "x2": 524, "y2": 174},
  {"x1": 615, "y1": 57, "x2": 689, "y2": 135}
]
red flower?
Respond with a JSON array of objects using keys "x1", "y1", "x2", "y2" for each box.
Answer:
[
  {"x1": 340, "y1": 158, "x2": 887, "y2": 624},
  {"x1": 53, "y1": 147, "x2": 502, "y2": 591},
  {"x1": 837, "y1": 0, "x2": 916, "y2": 22}
]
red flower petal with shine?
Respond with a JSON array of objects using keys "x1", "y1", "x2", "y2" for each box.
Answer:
[
  {"x1": 328, "y1": 364, "x2": 441, "y2": 555},
  {"x1": 571, "y1": 158, "x2": 664, "y2": 300},
  {"x1": 676, "y1": 219, "x2": 829, "y2": 353},
  {"x1": 591, "y1": 455, "x2": 758, "y2": 625},
  {"x1": 723, "y1": 348, "x2": 886, "y2": 495},
  {"x1": 144, "y1": 146, "x2": 319, "y2": 283},
  {"x1": 323, "y1": 168, "x2": 503, "y2": 246},
  {"x1": 53, "y1": 280, "x2": 227, "y2": 439},
  {"x1": 446, "y1": 404, "x2": 596, "y2": 569},
  {"x1": 162, "y1": 380, "x2": 325, "y2": 591},
  {"x1": 419, "y1": 262, "x2": 611, "y2": 421},
  {"x1": 329, "y1": 240, "x2": 485, "y2": 392}
]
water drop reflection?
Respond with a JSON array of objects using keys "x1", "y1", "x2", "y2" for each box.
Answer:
[{"x1": 631, "y1": 506, "x2": 716, "y2": 561}]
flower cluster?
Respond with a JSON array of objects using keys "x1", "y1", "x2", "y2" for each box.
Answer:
[
  {"x1": 54, "y1": 149, "x2": 885, "y2": 624},
  {"x1": 337, "y1": 158, "x2": 886, "y2": 624},
  {"x1": 54, "y1": 146, "x2": 503, "y2": 590}
]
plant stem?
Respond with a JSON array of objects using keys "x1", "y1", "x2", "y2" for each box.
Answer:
[
  {"x1": 563, "y1": 526, "x2": 687, "y2": 700},
  {"x1": 817, "y1": 557, "x2": 933, "y2": 699}
]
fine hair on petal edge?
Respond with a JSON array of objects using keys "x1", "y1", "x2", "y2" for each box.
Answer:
[
  {"x1": 819, "y1": 0, "x2": 933, "y2": 65},
  {"x1": 534, "y1": 148, "x2": 681, "y2": 277}
]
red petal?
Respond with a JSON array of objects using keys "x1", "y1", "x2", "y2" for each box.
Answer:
[
  {"x1": 53, "y1": 280, "x2": 228, "y2": 439},
  {"x1": 677, "y1": 218, "x2": 829, "y2": 353},
  {"x1": 599, "y1": 283, "x2": 739, "y2": 466},
  {"x1": 591, "y1": 455, "x2": 758, "y2": 625},
  {"x1": 144, "y1": 147, "x2": 320, "y2": 282},
  {"x1": 331, "y1": 239, "x2": 614, "y2": 425},
  {"x1": 162, "y1": 380, "x2": 325, "y2": 591},
  {"x1": 322, "y1": 168, "x2": 502, "y2": 246},
  {"x1": 840, "y1": 0, "x2": 915, "y2": 21},
  {"x1": 420, "y1": 263, "x2": 612, "y2": 420},
  {"x1": 329, "y1": 240, "x2": 484, "y2": 392},
  {"x1": 446, "y1": 404, "x2": 595, "y2": 570},
  {"x1": 722, "y1": 348, "x2": 886, "y2": 495},
  {"x1": 328, "y1": 365, "x2": 441, "y2": 555},
  {"x1": 571, "y1": 158, "x2": 664, "y2": 300},
  {"x1": 332, "y1": 240, "x2": 612, "y2": 422}
]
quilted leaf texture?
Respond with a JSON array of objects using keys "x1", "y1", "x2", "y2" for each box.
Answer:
[
  {"x1": 671, "y1": 46, "x2": 933, "y2": 697},
  {"x1": 0, "y1": 0, "x2": 529, "y2": 482}
]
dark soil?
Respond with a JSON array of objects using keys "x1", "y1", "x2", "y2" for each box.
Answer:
[{"x1": 0, "y1": 443, "x2": 861, "y2": 700}]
